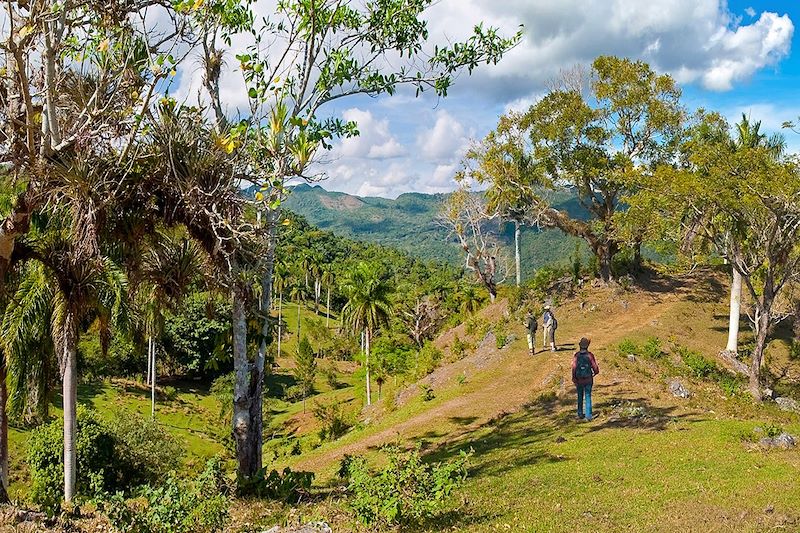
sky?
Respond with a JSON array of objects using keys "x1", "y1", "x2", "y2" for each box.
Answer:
[
  {"x1": 260, "y1": 0, "x2": 797, "y2": 199},
  {"x1": 148, "y1": 1, "x2": 800, "y2": 197}
]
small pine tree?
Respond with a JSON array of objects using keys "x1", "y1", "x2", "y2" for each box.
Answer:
[{"x1": 295, "y1": 336, "x2": 317, "y2": 413}]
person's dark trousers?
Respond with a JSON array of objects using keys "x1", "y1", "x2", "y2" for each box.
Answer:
[{"x1": 576, "y1": 382, "x2": 593, "y2": 420}]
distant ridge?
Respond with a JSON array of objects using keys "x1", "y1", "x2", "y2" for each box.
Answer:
[{"x1": 281, "y1": 184, "x2": 588, "y2": 279}]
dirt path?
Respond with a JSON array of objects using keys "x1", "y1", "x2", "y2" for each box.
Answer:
[{"x1": 293, "y1": 280, "x2": 693, "y2": 473}]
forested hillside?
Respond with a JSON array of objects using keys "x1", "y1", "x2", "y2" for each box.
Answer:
[{"x1": 283, "y1": 184, "x2": 589, "y2": 277}]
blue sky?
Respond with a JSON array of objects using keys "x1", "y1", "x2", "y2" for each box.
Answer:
[{"x1": 172, "y1": 1, "x2": 800, "y2": 198}]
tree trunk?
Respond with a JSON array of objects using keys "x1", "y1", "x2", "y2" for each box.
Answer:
[
  {"x1": 146, "y1": 335, "x2": 152, "y2": 386},
  {"x1": 231, "y1": 285, "x2": 261, "y2": 480},
  {"x1": 514, "y1": 220, "x2": 521, "y2": 287},
  {"x1": 296, "y1": 301, "x2": 302, "y2": 340},
  {"x1": 62, "y1": 311, "x2": 78, "y2": 502},
  {"x1": 365, "y1": 329, "x2": 372, "y2": 406},
  {"x1": 749, "y1": 299, "x2": 773, "y2": 400},
  {"x1": 326, "y1": 287, "x2": 331, "y2": 328},
  {"x1": 593, "y1": 240, "x2": 617, "y2": 282},
  {"x1": 0, "y1": 364, "x2": 9, "y2": 504},
  {"x1": 726, "y1": 269, "x2": 742, "y2": 353},
  {"x1": 150, "y1": 336, "x2": 156, "y2": 419},
  {"x1": 277, "y1": 292, "x2": 283, "y2": 358}
]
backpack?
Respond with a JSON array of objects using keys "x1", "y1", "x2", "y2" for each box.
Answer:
[
  {"x1": 551, "y1": 316, "x2": 558, "y2": 331},
  {"x1": 575, "y1": 351, "x2": 593, "y2": 379}
]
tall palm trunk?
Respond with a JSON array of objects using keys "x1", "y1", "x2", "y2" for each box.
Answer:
[
  {"x1": 277, "y1": 292, "x2": 283, "y2": 358},
  {"x1": 514, "y1": 220, "x2": 521, "y2": 287},
  {"x1": 62, "y1": 310, "x2": 78, "y2": 502},
  {"x1": 149, "y1": 336, "x2": 156, "y2": 419},
  {"x1": 326, "y1": 287, "x2": 331, "y2": 328},
  {"x1": 296, "y1": 301, "x2": 302, "y2": 341},
  {"x1": 365, "y1": 329, "x2": 372, "y2": 406},
  {"x1": 0, "y1": 363, "x2": 9, "y2": 503},
  {"x1": 726, "y1": 269, "x2": 742, "y2": 353},
  {"x1": 146, "y1": 337, "x2": 151, "y2": 386}
]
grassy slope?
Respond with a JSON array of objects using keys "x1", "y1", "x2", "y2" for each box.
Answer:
[
  {"x1": 269, "y1": 269, "x2": 800, "y2": 531},
  {"x1": 5, "y1": 271, "x2": 800, "y2": 532}
]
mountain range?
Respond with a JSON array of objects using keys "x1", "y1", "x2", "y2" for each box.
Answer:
[{"x1": 283, "y1": 184, "x2": 588, "y2": 279}]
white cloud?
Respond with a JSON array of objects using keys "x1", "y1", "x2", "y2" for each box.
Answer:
[
  {"x1": 745, "y1": 7, "x2": 757, "y2": 18},
  {"x1": 423, "y1": 1, "x2": 793, "y2": 96},
  {"x1": 417, "y1": 111, "x2": 469, "y2": 162},
  {"x1": 338, "y1": 108, "x2": 406, "y2": 159}
]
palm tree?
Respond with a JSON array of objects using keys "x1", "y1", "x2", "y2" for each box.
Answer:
[
  {"x1": 137, "y1": 228, "x2": 204, "y2": 418},
  {"x1": 274, "y1": 263, "x2": 289, "y2": 358},
  {"x1": 724, "y1": 115, "x2": 786, "y2": 354},
  {"x1": 340, "y1": 263, "x2": 393, "y2": 407},
  {"x1": 459, "y1": 283, "x2": 483, "y2": 316},
  {"x1": 3, "y1": 225, "x2": 128, "y2": 502},
  {"x1": 290, "y1": 283, "x2": 304, "y2": 341},
  {"x1": 322, "y1": 268, "x2": 335, "y2": 328}
]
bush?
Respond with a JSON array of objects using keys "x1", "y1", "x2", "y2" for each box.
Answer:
[
  {"x1": 451, "y1": 335, "x2": 468, "y2": 359},
  {"x1": 323, "y1": 364, "x2": 341, "y2": 390},
  {"x1": 343, "y1": 445, "x2": 471, "y2": 528},
  {"x1": 415, "y1": 343, "x2": 442, "y2": 378},
  {"x1": 29, "y1": 408, "x2": 185, "y2": 515},
  {"x1": 236, "y1": 467, "x2": 314, "y2": 502},
  {"x1": 100, "y1": 458, "x2": 229, "y2": 533},
  {"x1": 618, "y1": 338, "x2": 639, "y2": 357},
  {"x1": 420, "y1": 384, "x2": 435, "y2": 402},
  {"x1": 641, "y1": 337, "x2": 663, "y2": 359},
  {"x1": 678, "y1": 346, "x2": 717, "y2": 378},
  {"x1": 313, "y1": 400, "x2": 352, "y2": 441},
  {"x1": 161, "y1": 385, "x2": 178, "y2": 402}
]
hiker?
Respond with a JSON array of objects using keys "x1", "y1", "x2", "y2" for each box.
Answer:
[
  {"x1": 524, "y1": 311, "x2": 538, "y2": 355},
  {"x1": 572, "y1": 337, "x2": 600, "y2": 421},
  {"x1": 542, "y1": 305, "x2": 557, "y2": 352}
]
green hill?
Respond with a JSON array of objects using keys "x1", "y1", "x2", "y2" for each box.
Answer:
[{"x1": 282, "y1": 184, "x2": 589, "y2": 277}]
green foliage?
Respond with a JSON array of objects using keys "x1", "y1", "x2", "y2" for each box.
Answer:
[
  {"x1": 100, "y1": 458, "x2": 229, "y2": 533},
  {"x1": 451, "y1": 335, "x2": 468, "y2": 359},
  {"x1": 322, "y1": 363, "x2": 341, "y2": 390},
  {"x1": 294, "y1": 336, "x2": 317, "y2": 406},
  {"x1": 313, "y1": 400, "x2": 352, "y2": 441},
  {"x1": 236, "y1": 467, "x2": 313, "y2": 502},
  {"x1": 29, "y1": 408, "x2": 183, "y2": 514},
  {"x1": 162, "y1": 291, "x2": 231, "y2": 378},
  {"x1": 343, "y1": 445, "x2": 471, "y2": 527},
  {"x1": 415, "y1": 343, "x2": 443, "y2": 378},
  {"x1": 528, "y1": 267, "x2": 566, "y2": 300},
  {"x1": 420, "y1": 384, "x2": 435, "y2": 402},
  {"x1": 789, "y1": 340, "x2": 800, "y2": 361},
  {"x1": 641, "y1": 337, "x2": 664, "y2": 359},
  {"x1": 618, "y1": 338, "x2": 639, "y2": 357},
  {"x1": 678, "y1": 346, "x2": 717, "y2": 379}
]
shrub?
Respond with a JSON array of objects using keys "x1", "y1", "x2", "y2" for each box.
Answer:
[
  {"x1": 641, "y1": 337, "x2": 663, "y2": 359},
  {"x1": 678, "y1": 346, "x2": 717, "y2": 378},
  {"x1": 112, "y1": 414, "x2": 183, "y2": 485},
  {"x1": 100, "y1": 458, "x2": 229, "y2": 533},
  {"x1": 29, "y1": 408, "x2": 185, "y2": 515},
  {"x1": 415, "y1": 343, "x2": 442, "y2": 378},
  {"x1": 313, "y1": 400, "x2": 352, "y2": 441},
  {"x1": 790, "y1": 340, "x2": 800, "y2": 361},
  {"x1": 161, "y1": 386, "x2": 178, "y2": 402},
  {"x1": 451, "y1": 335, "x2": 468, "y2": 359},
  {"x1": 323, "y1": 364, "x2": 341, "y2": 390},
  {"x1": 420, "y1": 384, "x2": 435, "y2": 402},
  {"x1": 617, "y1": 338, "x2": 639, "y2": 357},
  {"x1": 343, "y1": 445, "x2": 471, "y2": 528},
  {"x1": 236, "y1": 467, "x2": 314, "y2": 502}
]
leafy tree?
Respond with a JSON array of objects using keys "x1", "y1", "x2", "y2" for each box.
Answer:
[
  {"x1": 488, "y1": 56, "x2": 685, "y2": 281},
  {"x1": 341, "y1": 263, "x2": 394, "y2": 406},
  {"x1": 185, "y1": 0, "x2": 518, "y2": 479},
  {"x1": 632, "y1": 112, "x2": 800, "y2": 398},
  {"x1": 294, "y1": 336, "x2": 317, "y2": 413},
  {"x1": 440, "y1": 187, "x2": 507, "y2": 302}
]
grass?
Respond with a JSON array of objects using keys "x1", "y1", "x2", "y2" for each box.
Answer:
[{"x1": 426, "y1": 403, "x2": 800, "y2": 532}]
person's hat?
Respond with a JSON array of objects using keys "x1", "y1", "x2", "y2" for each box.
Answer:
[
  {"x1": 543, "y1": 304, "x2": 551, "y2": 310},
  {"x1": 579, "y1": 337, "x2": 591, "y2": 349}
]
